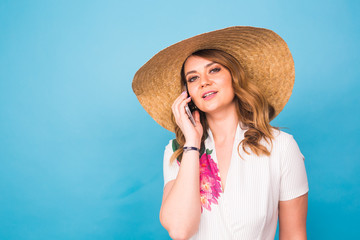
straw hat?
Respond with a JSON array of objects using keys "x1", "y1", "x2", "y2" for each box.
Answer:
[{"x1": 132, "y1": 26, "x2": 295, "y2": 132}]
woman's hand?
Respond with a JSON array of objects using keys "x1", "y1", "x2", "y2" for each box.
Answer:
[{"x1": 171, "y1": 91, "x2": 203, "y2": 146}]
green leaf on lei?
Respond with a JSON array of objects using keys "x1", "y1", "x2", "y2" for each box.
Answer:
[{"x1": 172, "y1": 139, "x2": 180, "y2": 152}]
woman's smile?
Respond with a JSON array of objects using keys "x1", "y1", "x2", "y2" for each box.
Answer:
[{"x1": 202, "y1": 91, "x2": 218, "y2": 101}]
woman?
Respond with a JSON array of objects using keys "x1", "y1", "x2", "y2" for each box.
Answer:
[{"x1": 132, "y1": 27, "x2": 309, "y2": 240}]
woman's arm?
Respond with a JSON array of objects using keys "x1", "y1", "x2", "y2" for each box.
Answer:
[
  {"x1": 159, "y1": 91, "x2": 203, "y2": 240},
  {"x1": 160, "y1": 148, "x2": 202, "y2": 240},
  {"x1": 279, "y1": 193, "x2": 308, "y2": 240}
]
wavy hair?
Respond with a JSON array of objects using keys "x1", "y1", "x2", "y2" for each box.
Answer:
[{"x1": 170, "y1": 49, "x2": 279, "y2": 163}]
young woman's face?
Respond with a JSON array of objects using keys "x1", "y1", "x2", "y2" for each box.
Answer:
[{"x1": 184, "y1": 55, "x2": 235, "y2": 114}]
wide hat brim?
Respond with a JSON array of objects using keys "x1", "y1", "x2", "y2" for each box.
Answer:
[{"x1": 132, "y1": 26, "x2": 295, "y2": 132}]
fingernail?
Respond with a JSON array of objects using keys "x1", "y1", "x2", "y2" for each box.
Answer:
[
  {"x1": 187, "y1": 96, "x2": 191, "y2": 99},
  {"x1": 182, "y1": 91, "x2": 187, "y2": 95}
]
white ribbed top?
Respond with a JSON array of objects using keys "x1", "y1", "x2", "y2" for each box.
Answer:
[{"x1": 163, "y1": 124, "x2": 309, "y2": 240}]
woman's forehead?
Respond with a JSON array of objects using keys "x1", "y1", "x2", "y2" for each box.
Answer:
[{"x1": 184, "y1": 56, "x2": 217, "y2": 73}]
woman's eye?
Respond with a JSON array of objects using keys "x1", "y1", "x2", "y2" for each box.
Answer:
[
  {"x1": 188, "y1": 76, "x2": 198, "y2": 82},
  {"x1": 210, "y1": 67, "x2": 221, "y2": 73}
]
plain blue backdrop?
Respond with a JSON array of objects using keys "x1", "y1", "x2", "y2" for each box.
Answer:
[{"x1": 1, "y1": 0, "x2": 359, "y2": 239}]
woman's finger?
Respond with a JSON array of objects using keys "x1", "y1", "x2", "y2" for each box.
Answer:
[
  {"x1": 172, "y1": 92, "x2": 187, "y2": 116},
  {"x1": 173, "y1": 92, "x2": 189, "y2": 115},
  {"x1": 172, "y1": 91, "x2": 186, "y2": 108},
  {"x1": 172, "y1": 91, "x2": 190, "y2": 125},
  {"x1": 177, "y1": 97, "x2": 192, "y2": 120},
  {"x1": 172, "y1": 91, "x2": 188, "y2": 109}
]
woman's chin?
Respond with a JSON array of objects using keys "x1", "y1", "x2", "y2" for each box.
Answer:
[
  {"x1": 200, "y1": 101, "x2": 237, "y2": 116},
  {"x1": 199, "y1": 105, "x2": 220, "y2": 115}
]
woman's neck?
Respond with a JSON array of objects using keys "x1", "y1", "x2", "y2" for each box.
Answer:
[{"x1": 205, "y1": 104, "x2": 239, "y2": 144}]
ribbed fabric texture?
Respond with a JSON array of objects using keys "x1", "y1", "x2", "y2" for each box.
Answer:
[{"x1": 163, "y1": 124, "x2": 309, "y2": 240}]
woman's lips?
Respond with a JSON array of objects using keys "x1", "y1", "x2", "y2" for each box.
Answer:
[{"x1": 202, "y1": 91, "x2": 218, "y2": 101}]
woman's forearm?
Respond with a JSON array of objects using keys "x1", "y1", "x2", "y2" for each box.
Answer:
[{"x1": 160, "y1": 148, "x2": 201, "y2": 239}]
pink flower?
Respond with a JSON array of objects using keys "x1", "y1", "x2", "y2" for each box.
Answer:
[
  {"x1": 200, "y1": 195, "x2": 211, "y2": 212},
  {"x1": 199, "y1": 150, "x2": 222, "y2": 212},
  {"x1": 200, "y1": 176, "x2": 213, "y2": 193}
]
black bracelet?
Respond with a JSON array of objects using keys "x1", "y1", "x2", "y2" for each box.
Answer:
[{"x1": 183, "y1": 146, "x2": 200, "y2": 153}]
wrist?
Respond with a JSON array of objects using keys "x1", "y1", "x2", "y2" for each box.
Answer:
[
  {"x1": 184, "y1": 140, "x2": 201, "y2": 149},
  {"x1": 183, "y1": 146, "x2": 200, "y2": 154}
]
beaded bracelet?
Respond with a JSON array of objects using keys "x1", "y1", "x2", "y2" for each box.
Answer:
[{"x1": 183, "y1": 146, "x2": 200, "y2": 153}]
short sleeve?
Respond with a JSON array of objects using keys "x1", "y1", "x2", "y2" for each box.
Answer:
[
  {"x1": 163, "y1": 140, "x2": 180, "y2": 187},
  {"x1": 279, "y1": 135, "x2": 309, "y2": 201}
]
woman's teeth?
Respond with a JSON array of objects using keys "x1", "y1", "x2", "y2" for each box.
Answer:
[{"x1": 203, "y1": 92, "x2": 216, "y2": 98}]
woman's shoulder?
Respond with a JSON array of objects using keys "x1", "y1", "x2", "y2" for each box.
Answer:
[
  {"x1": 268, "y1": 128, "x2": 305, "y2": 161},
  {"x1": 272, "y1": 127, "x2": 292, "y2": 138},
  {"x1": 270, "y1": 127, "x2": 299, "y2": 149}
]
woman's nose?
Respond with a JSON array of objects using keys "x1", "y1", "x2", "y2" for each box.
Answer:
[{"x1": 200, "y1": 74, "x2": 211, "y2": 87}]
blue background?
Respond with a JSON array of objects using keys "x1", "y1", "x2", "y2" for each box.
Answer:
[{"x1": 1, "y1": 0, "x2": 359, "y2": 239}]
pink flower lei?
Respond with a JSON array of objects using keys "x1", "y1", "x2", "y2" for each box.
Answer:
[{"x1": 199, "y1": 149, "x2": 222, "y2": 212}]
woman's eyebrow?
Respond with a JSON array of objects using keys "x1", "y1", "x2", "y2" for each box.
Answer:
[
  {"x1": 185, "y1": 70, "x2": 197, "y2": 77},
  {"x1": 185, "y1": 62, "x2": 216, "y2": 77}
]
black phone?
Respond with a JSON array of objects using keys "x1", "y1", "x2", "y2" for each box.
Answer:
[{"x1": 184, "y1": 84, "x2": 197, "y2": 126}]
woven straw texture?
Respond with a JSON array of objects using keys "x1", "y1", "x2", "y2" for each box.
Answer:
[{"x1": 132, "y1": 26, "x2": 295, "y2": 132}]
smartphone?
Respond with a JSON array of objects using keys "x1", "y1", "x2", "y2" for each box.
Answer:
[{"x1": 184, "y1": 84, "x2": 197, "y2": 126}]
